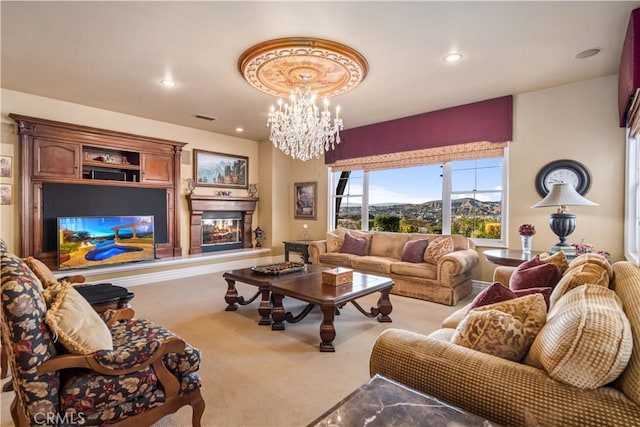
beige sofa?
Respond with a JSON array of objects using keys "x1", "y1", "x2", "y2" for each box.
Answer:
[
  {"x1": 369, "y1": 260, "x2": 640, "y2": 426},
  {"x1": 308, "y1": 230, "x2": 479, "y2": 305}
]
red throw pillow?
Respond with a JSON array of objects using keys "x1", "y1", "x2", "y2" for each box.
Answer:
[
  {"x1": 509, "y1": 256, "x2": 561, "y2": 292},
  {"x1": 339, "y1": 232, "x2": 368, "y2": 256},
  {"x1": 401, "y1": 239, "x2": 430, "y2": 263},
  {"x1": 471, "y1": 282, "x2": 552, "y2": 311}
]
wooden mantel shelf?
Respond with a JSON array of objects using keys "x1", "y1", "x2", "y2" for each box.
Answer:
[{"x1": 186, "y1": 194, "x2": 259, "y2": 254}]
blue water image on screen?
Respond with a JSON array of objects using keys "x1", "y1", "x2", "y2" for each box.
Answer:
[{"x1": 58, "y1": 215, "x2": 155, "y2": 270}]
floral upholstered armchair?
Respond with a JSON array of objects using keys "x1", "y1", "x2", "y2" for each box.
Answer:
[{"x1": 0, "y1": 239, "x2": 205, "y2": 426}]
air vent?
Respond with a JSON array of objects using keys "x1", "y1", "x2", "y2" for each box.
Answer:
[{"x1": 192, "y1": 114, "x2": 217, "y2": 121}]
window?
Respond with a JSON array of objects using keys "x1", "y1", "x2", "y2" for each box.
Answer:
[
  {"x1": 329, "y1": 150, "x2": 508, "y2": 245},
  {"x1": 624, "y1": 130, "x2": 640, "y2": 265}
]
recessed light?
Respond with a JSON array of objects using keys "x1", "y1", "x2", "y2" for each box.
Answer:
[
  {"x1": 575, "y1": 48, "x2": 602, "y2": 59},
  {"x1": 235, "y1": 127, "x2": 244, "y2": 133},
  {"x1": 444, "y1": 53, "x2": 463, "y2": 63},
  {"x1": 160, "y1": 79, "x2": 177, "y2": 87}
]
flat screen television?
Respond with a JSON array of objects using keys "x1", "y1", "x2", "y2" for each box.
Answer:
[{"x1": 57, "y1": 215, "x2": 155, "y2": 270}]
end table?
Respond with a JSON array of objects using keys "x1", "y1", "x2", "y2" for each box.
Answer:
[{"x1": 283, "y1": 240, "x2": 313, "y2": 264}]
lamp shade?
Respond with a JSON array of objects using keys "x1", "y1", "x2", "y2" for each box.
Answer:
[{"x1": 531, "y1": 183, "x2": 598, "y2": 209}]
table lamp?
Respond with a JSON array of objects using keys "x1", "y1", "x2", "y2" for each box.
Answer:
[{"x1": 531, "y1": 182, "x2": 598, "y2": 247}]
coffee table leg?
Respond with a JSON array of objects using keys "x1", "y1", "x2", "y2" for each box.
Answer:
[
  {"x1": 377, "y1": 288, "x2": 393, "y2": 323},
  {"x1": 258, "y1": 287, "x2": 272, "y2": 326},
  {"x1": 224, "y1": 278, "x2": 239, "y2": 311},
  {"x1": 319, "y1": 306, "x2": 336, "y2": 352},
  {"x1": 271, "y1": 293, "x2": 286, "y2": 331}
]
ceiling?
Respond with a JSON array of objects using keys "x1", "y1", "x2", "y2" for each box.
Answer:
[{"x1": 1, "y1": 1, "x2": 637, "y2": 142}]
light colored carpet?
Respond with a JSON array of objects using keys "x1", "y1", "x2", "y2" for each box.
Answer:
[{"x1": 1, "y1": 272, "x2": 478, "y2": 427}]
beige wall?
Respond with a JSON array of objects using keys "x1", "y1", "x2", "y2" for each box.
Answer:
[
  {"x1": 0, "y1": 88, "x2": 260, "y2": 256},
  {"x1": 282, "y1": 75, "x2": 626, "y2": 282}
]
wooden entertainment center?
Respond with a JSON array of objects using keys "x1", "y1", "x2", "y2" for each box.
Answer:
[{"x1": 10, "y1": 114, "x2": 186, "y2": 269}]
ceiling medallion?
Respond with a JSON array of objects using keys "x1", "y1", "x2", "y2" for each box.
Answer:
[
  {"x1": 238, "y1": 37, "x2": 368, "y2": 98},
  {"x1": 238, "y1": 37, "x2": 368, "y2": 161}
]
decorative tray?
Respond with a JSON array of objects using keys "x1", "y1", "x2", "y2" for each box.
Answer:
[{"x1": 251, "y1": 262, "x2": 305, "y2": 275}]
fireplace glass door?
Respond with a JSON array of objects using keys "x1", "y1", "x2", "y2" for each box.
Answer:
[{"x1": 201, "y1": 211, "x2": 243, "y2": 251}]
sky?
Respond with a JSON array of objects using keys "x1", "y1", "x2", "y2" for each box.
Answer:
[{"x1": 337, "y1": 158, "x2": 503, "y2": 205}]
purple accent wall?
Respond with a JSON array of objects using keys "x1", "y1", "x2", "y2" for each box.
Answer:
[
  {"x1": 619, "y1": 8, "x2": 640, "y2": 127},
  {"x1": 325, "y1": 95, "x2": 513, "y2": 164}
]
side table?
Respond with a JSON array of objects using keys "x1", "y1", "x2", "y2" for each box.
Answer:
[
  {"x1": 484, "y1": 249, "x2": 544, "y2": 267},
  {"x1": 308, "y1": 374, "x2": 500, "y2": 426},
  {"x1": 283, "y1": 240, "x2": 313, "y2": 264}
]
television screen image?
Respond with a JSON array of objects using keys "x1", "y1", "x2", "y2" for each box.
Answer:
[{"x1": 58, "y1": 215, "x2": 155, "y2": 270}]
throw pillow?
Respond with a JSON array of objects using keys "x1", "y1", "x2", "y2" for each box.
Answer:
[
  {"x1": 509, "y1": 256, "x2": 561, "y2": 291},
  {"x1": 567, "y1": 253, "x2": 613, "y2": 278},
  {"x1": 326, "y1": 232, "x2": 345, "y2": 253},
  {"x1": 44, "y1": 281, "x2": 113, "y2": 355},
  {"x1": 24, "y1": 256, "x2": 57, "y2": 288},
  {"x1": 452, "y1": 293, "x2": 547, "y2": 361},
  {"x1": 539, "y1": 251, "x2": 570, "y2": 274},
  {"x1": 470, "y1": 282, "x2": 552, "y2": 311},
  {"x1": 339, "y1": 232, "x2": 368, "y2": 256},
  {"x1": 424, "y1": 236, "x2": 454, "y2": 264},
  {"x1": 525, "y1": 284, "x2": 633, "y2": 390},
  {"x1": 401, "y1": 239, "x2": 430, "y2": 263},
  {"x1": 549, "y1": 262, "x2": 610, "y2": 308}
]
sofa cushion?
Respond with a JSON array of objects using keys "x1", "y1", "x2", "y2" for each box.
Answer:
[
  {"x1": 424, "y1": 236, "x2": 454, "y2": 264},
  {"x1": 539, "y1": 251, "x2": 570, "y2": 274},
  {"x1": 370, "y1": 232, "x2": 410, "y2": 258},
  {"x1": 340, "y1": 232, "x2": 368, "y2": 256},
  {"x1": 549, "y1": 262, "x2": 610, "y2": 308},
  {"x1": 525, "y1": 284, "x2": 633, "y2": 390},
  {"x1": 470, "y1": 282, "x2": 551, "y2": 310},
  {"x1": 44, "y1": 281, "x2": 113, "y2": 355},
  {"x1": 24, "y1": 256, "x2": 58, "y2": 287},
  {"x1": 351, "y1": 256, "x2": 395, "y2": 274},
  {"x1": 401, "y1": 238, "x2": 430, "y2": 263},
  {"x1": 390, "y1": 261, "x2": 437, "y2": 279},
  {"x1": 319, "y1": 252, "x2": 355, "y2": 267},
  {"x1": 509, "y1": 256, "x2": 561, "y2": 291},
  {"x1": 567, "y1": 252, "x2": 613, "y2": 278},
  {"x1": 326, "y1": 232, "x2": 345, "y2": 253},
  {"x1": 452, "y1": 294, "x2": 547, "y2": 361}
]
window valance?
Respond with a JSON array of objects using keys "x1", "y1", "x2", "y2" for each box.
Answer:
[{"x1": 325, "y1": 95, "x2": 513, "y2": 166}]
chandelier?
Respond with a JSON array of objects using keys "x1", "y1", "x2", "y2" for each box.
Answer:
[{"x1": 238, "y1": 37, "x2": 368, "y2": 161}]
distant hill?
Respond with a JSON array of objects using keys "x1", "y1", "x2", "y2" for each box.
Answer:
[{"x1": 339, "y1": 197, "x2": 501, "y2": 219}]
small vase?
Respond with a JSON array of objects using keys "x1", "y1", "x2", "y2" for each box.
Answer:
[{"x1": 520, "y1": 235, "x2": 533, "y2": 253}]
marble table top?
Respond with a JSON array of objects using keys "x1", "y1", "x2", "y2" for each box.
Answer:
[{"x1": 308, "y1": 374, "x2": 500, "y2": 427}]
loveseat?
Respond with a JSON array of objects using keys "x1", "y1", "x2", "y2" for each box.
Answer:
[
  {"x1": 308, "y1": 230, "x2": 479, "y2": 305},
  {"x1": 369, "y1": 256, "x2": 640, "y2": 426},
  {"x1": 0, "y1": 240, "x2": 205, "y2": 426}
]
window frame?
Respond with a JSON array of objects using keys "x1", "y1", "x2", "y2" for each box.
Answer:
[
  {"x1": 624, "y1": 129, "x2": 640, "y2": 265},
  {"x1": 328, "y1": 148, "x2": 509, "y2": 246}
]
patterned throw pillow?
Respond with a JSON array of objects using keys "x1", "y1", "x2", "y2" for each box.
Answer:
[
  {"x1": 45, "y1": 281, "x2": 113, "y2": 355},
  {"x1": 339, "y1": 232, "x2": 368, "y2": 256},
  {"x1": 452, "y1": 294, "x2": 547, "y2": 361},
  {"x1": 539, "y1": 251, "x2": 570, "y2": 274},
  {"x1": 567, "y1": 253, "x2": 613, "y2": 278},
  {"x1": 326, "y1": 232, "x2": 345, "y2": 253},
  {"x1": 509, "y1": 256, "x2": 561, "y2": 291},
  {"x1": 24, "y1": 256, "x2": 58, "y2": 288},
  {"x1": 423, "y1": 236, "x2": 454, "y2": 264},
  {"x1": 525, "y1": 284, "x2": 632, "y2": 390},
  {"x1": 400, "y1": 239, "x2": 430, "y2": 263},
  {"x1": 549, "y1": 262, "x2": 610, "y2": 308},
  {"x1": 470, "y1": 282, "x2": 552, "y2": 310}
]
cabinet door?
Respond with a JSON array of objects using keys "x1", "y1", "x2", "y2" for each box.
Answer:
[
  {"x1": 33, "y1": 138, "x2": 81, "y2": 179},
  {"x1": 141, "y1": 153, "x2": 173, "y2": 185}
]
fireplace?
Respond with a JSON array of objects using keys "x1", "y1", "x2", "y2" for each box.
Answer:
[{"x1": 187, "y1": 195, "x2": 258, "y2": 255}]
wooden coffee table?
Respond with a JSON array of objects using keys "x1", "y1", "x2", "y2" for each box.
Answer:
[
  {"x1": 223, "y1": 264, "x2": 327, "y2": 325},
  {"x1": 269, "y1": 272, "x2": 393, "y2": 352}
]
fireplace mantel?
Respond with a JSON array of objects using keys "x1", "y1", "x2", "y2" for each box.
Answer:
[{"x1": 186, "y1": 194, "x2": 258, "y2": 254}]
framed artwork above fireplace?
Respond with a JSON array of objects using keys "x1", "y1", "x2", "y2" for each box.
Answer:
[{"x1": 194, "y1": 149, "x2": 248, "y2": 189}]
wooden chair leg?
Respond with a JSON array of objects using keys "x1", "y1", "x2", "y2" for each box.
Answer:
[
  {"x1": 1, "y1": 343, "x2": 8, "y2": 379},
  {"x1": 190, "y1": 389, "x2": 205, "y2": 427},
  {"x1": 11, "y1": 396, "x2": 30, "y2": 427}
]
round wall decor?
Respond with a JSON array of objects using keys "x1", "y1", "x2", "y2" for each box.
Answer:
[{"x1": 535, "y1": 159, "x2": 592, "y2": 197}]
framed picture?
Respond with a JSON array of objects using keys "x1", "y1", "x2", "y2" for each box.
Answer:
[
  {"x1": 0, "y1": 184, "x2": 12, "y2": 205},
  {"x1": 294, "y1": 181, "x2": 317, "y2": 219},
  {"x1": 0, "y1": 155, "x2": 12, "y2": 178},
  {"x1": 194, "y1": 149, "x2": 248, "y2": 189}
]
